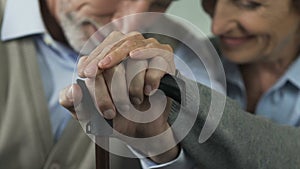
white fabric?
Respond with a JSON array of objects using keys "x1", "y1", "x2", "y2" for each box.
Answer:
[
  {"x1": 1, "y1": 0, "x2": 45, "y2": 41},
  {"x1": 128, "y1": 146, "x2": 197, "y2": 169}
]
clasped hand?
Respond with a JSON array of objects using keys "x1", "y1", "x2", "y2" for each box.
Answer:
[{"x1": 60, "y1": 31, "x2": 175, "y2": 139}]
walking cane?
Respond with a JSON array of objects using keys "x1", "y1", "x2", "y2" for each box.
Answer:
[{"x1": 77, "y1": 74, "x2": 184, "y2": 169}]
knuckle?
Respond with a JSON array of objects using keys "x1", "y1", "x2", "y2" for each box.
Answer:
[
  {"x1": 147, "y1": 38, "x2": 158, "y2": 43},
  {"x1": 128, "y1": 31, "x2": 143, "y2": 38},
  {"x1": 78, "y1": 70, "x2": 85, "y2": 78},
  {"x1": 58, "y1": 98, "x2": 66, "y2": 107},
  {"x1": 146, "y1": 42, "x2": 156, "y2": 48},
  {"x1": 123, "y1": 40, "x2": 136, "y2": 48},
  {"x1": 163, "y1": 44, "x2": 173, "y2": 53},
  {"x1": 109, "y1": 49, "x2": 121, "y2": 58}
]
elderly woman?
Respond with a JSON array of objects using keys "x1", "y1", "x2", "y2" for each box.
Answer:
[
  {"x1": 61, "y1": 0, "x2": 300, "y2": 168},
  {"x1": 202, "y1": 0, "x2": 300, "y2": 119}
]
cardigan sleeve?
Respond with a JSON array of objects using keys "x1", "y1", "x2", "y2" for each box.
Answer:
[{"x1": 167, "y1": 73, "x2": 300, "y2": 169}]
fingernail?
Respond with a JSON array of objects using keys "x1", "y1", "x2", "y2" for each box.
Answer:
[
  {"x1": 131, "y1": 97, "x2": 142, "y2": 105},
  {"x1": 99, "y1": 55, "x2": 111, "y2": 68},
  {"x1": 144, "y1": 85, "x2": 152, "y2": 95},
  {"x1": 103, "y1": 109, "x2": 115, "y2": 119},
  {"x1": 66, "y1": 86, "x2": 73, "y2": 101}
]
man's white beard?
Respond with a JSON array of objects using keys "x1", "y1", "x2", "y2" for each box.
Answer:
[
  {"x1": 58, "y1": 12, "x2": 159, "y2": 55},
  {"x1": 59, "y1": 12, "x2": 104, "y2": 55}
]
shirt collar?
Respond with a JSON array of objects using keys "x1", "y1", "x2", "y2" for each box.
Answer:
[
  {"x1": 223, "y1": 54, "x2": 300, "y2": 90},
  {"x1": 1, "y1": 0, "x2": 78, "y2": 59},
  {"x1": 266, "y1": 54, "x2": 300, "y2": 90},
  {"x1": 1, "y1": 0, "x2": 46, "y2": 41},
  {"x1": 37, "y1": 33, "x2": 78, "y2": 61},
  {"x1": 285, "y1": 55, "x2": 300, "y2": 89}
]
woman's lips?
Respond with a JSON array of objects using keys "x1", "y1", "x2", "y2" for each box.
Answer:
[{"x1": 220, "y1": 35, "x2": 255, "y2": 48}]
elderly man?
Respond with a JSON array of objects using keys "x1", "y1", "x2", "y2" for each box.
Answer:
[{"x1": 0, "y1": 0, "x2": 176, "y2": 168}]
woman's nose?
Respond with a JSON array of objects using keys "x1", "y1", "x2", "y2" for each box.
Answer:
[
  {"x1": 110, "y1": 0, "x2": 152, "y2": 32},
  {"x1": 211, "y1": 1, "x2": 238, "y2": 36},
  {"x1": 112, "y1": 0, "x2": 151, "y2": 20}
]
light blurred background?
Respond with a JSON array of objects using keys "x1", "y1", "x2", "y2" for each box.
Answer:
[{"x1": 167, "y1": 0, "x2": 212, "y2": 36}]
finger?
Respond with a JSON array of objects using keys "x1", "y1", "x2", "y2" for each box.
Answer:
[
  {"x1": 85, "y1": 74, "x2": 117, "y2": 119},
  {"x1": 98, "y1": 38, "x2": 145, "y2": 69},
  {"x1": 77, "y1": 56, "x2": 89, "y2": 77},
  {"x1": 129, "y1": 43, "x2": 175, "y2": 95},
  {"x1": 59, "y1": 84, "x2": 83, "y2": 119},
  {"x1": 130, "y1": 39, "x2": 175, "y2": 74},
  {"x1": 103, "y1": 63, "x2": 131, "y2": 113},
  {"x1": 129, "y1": 38, "x2": 173, "y2": 60},
  {"x1": 78, "y1": 31, "x2": 125, "y2": 78},
  {"x1": 90, "y1": 31, "x2": 125, "y2": 57},
  {"x1": 126, "y1": 59, "x2": 148, "y2": 105},
  {"x1": 82, "y1": 32, "x2": 145, "y2": 77},
  {"x1": 97, "y1": 32, "x2": 145, "y2": 69},
  {"x1": 144, "y1": 60, "x2": 166, "y2": 96},
  {"x1": 146, "y1": 53, "x2": 175, "y2": 96}
]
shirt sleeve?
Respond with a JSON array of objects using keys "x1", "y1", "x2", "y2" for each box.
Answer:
[{"x1": 128, "y1": 146, "x2": 198, "y2": 169}]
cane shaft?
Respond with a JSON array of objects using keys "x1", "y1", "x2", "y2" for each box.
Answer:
[{"x1": 96, "y1": 136, "x2": 110, "y2": 169}]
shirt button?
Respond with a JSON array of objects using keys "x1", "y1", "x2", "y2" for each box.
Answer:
[{"x1": 49, "y1": 163, "x2": 61, "y2": 169}]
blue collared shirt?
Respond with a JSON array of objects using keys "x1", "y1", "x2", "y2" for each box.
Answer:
[
  {"x1": 34, "y1": 34, "x2": 77, "y2": 141},
  {"x1": 223, "y1": 56, "x2": 300, "y2": 126}
]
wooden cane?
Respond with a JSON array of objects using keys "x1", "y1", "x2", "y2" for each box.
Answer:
[{"x1": 96, "y1": 137, "x2": 110, "y2": 169}]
